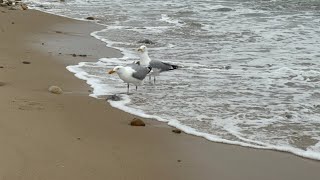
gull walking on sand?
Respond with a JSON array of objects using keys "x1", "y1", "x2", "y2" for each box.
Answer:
[
  {"x1": 108, "y1": 64, "x2": 152, "y2": 94},
  {"x1": 137, "y1": 45, "x2": 178, "y2": 83}
]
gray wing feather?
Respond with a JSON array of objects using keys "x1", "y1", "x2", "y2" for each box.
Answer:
[
  {"x1": 128, "y1": 64, "x2": 151, "y2": 80},
  {"x1": 150, "y1": 60, "x2": 177, "y2": 72}
]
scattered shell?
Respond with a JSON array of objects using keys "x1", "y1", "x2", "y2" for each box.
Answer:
[{"x1": 20, "y1": 3, "x2": 28, "y2": 10}]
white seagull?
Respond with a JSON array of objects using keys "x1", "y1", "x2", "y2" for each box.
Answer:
[
  {"x1": 108, "y1": 64, "x2": 152, "y2": 94},
  {"x1": 136, "y1": 45, "x2": 178, "y2": 83}
]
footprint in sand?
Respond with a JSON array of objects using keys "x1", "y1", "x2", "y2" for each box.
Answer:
[
  {"x1": 12, "y1": 98, "x2": 64, "y2": 111},
  {"x1": 13, "y1": 99, "x2": 45, "y2": 111},
  {"x1": 0, "y1": 64, "x2": 16, "y2": 70}
]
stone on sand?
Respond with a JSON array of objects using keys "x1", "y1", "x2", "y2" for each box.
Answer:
[
  {"x1": 138, "y1": 39, "x2": 155, "y2": 44},
  {"x1": 130, "y1": 118, "x2": 145, "y2": 126},
  {"x1": 86, "y1": 17, "x2": 95, "y2": 20},
  {"x1": 216, "y1": 8, "x2": 233, "y2": 12},
  {"x1": 106, "y1": 94, "x2": 121, "y2": 101},
  {"x1": 6, "y1": 0, "x2": 13, "y2": 6},
  {"x1": 48, "y1": 86, "x2": 63, "y2": 94},
  {"x1": 285, "y1": 113, "x2": 293, "y2": 119},
  {"x1": 22, "y1": 61, "x2": 30, "y2": 64},
  {"x1": 172, "y1": 129, "x2": 182, "y2": 134},
  {"x1": 224, "y1": 65, "x2": 231, "y2": 70}
]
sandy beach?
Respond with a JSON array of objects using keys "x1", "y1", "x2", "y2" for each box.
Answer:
[{"x1": 1, "y1": 6, "x2": 320, "y2": 180}]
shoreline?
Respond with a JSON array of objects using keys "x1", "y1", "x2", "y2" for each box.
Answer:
[
  {"x1": 1, "y1": 6, "x2": 320, "y2": 180},
  {"x1": 35, "y1": 5, "x2": 320, "y2": 161}
]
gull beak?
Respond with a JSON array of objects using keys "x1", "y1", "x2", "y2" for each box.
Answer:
[
  {"x1": 108, "y1": 70, "x2": 116, "y2": 74},
  {"x1": 137, "y1": 48, "x2": 142, "y2": 52}
]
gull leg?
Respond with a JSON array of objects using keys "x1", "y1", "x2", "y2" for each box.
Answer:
[
  {"x1": 154, "y1": 76, "x2": 156, "y2": 84},
  {"x1": 136, "y1": 86, "x2": 138, "y2": 91},
  {"x1": 149, "y1": 74, "x2": 152, "y2": 81},
  {"x1": 127, "y1": 83, "x2": 130, "y2": 94}
]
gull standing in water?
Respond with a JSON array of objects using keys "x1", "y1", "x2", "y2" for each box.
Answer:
[
  {"x1": 137, "y1": 45, "x2": 178, "y2": 83},
  {"x1": 108, "y1": 64, "x2": 152, "y2": 94}
]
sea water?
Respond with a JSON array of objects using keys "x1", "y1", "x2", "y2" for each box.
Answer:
[{"x1": 24, "y1": 0, "x2": 320, "y2": 160}]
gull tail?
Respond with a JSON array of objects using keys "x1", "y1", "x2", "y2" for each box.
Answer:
[
  {"x1": 170, "y1": 64, "x2": 179, "y2": 70},
  {"x1": 163, "y1": 62, "x2": 179, "y2": 70}
]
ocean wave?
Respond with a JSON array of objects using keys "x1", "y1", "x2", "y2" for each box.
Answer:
[{"x1": 26, "y1": 0, "x2": 320, "y2": 161}]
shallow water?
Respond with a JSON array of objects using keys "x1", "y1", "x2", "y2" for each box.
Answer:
[{"x1": 25, "y1": 0, "x2": 320, "y2": 160}]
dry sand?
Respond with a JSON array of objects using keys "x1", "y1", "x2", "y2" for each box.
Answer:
[{"x1": 1, "y1": 7, "x2": 320, "y2": 180}]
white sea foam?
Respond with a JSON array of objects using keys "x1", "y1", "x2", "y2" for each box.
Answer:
[
  {"x1": 160, "y1": 14, "x2": 184, "y2": 26},
  {"x1": 66, "y1": 55, "x2": 320, "y2": 161}
]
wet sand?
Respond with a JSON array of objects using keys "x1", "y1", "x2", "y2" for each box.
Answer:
[{"x1": 0, "y1": 6, "x2": 320, "y2": 180}]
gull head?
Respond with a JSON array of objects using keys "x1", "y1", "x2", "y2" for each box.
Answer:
[
  {"x1": 137, "y1": 45, "x2": 147, "y2": 53},
  {"x1": 108, "y1": 66, "x2": 123, "y2": 74}
]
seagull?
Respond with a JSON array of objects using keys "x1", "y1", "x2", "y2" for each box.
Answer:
[
  {"x1": 108, "y1": 64, "x2": 152, "y2": 94},
  {"x1": 136, "y1": 45, "x2": 178, "y2": 83}
]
